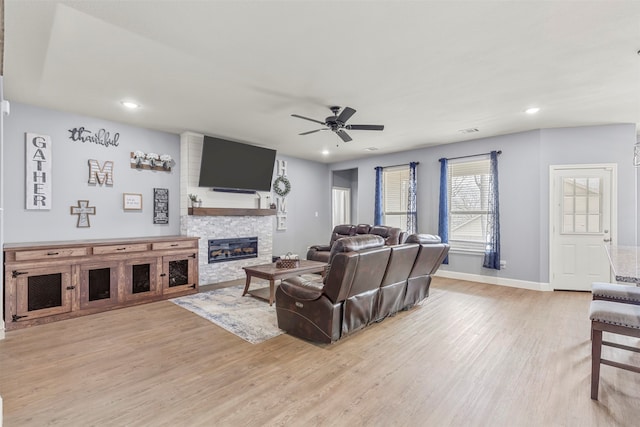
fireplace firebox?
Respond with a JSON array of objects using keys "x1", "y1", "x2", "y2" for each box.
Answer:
[{"x1": 208, "y1": 237, "x2": 258, "y2": 263}]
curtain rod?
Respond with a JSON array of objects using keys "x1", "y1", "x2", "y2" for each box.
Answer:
[
  {"x1": 373, "y1": 161, "x2": 420, "y2": 170},
  {"x1": 439, "y1": 150, "x2": 502, "y2": 162}
]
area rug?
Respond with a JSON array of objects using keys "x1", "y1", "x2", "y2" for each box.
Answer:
[{"x1": 170, "y1": 285, "x2": 282, "y2": 344}]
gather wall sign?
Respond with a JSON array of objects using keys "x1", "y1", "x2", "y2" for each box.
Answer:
[{"x1": 25, "y1": 133, "x2": 52, "y2": 210}]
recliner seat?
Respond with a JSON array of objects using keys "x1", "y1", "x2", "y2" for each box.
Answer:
[
  {"x1": 306, "y1": 223, "x2": 402, "y2": 263},
  {"x1": 278, "y1": 233, "x2": 450, "y2": 343}
]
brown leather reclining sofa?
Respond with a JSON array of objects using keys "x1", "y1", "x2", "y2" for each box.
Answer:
[
  {"x1": 306, "y1": 224, "x2": 403, "y2": 263},
  {"x1": 276, "y1": 233, "x2": 450, "y2": 343}
]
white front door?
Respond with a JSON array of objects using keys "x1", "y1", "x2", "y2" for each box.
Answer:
[{"x1": 550, "y1": 165, "x2": 616, "y2": 291}]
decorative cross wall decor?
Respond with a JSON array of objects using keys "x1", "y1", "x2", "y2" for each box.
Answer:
[{"x1": 70, "y1": 200, "x2": 96, "y2": 228}]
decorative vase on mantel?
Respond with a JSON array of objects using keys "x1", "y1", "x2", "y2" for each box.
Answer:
[{"x1": 192, "y1": 201, "x2": 202, "y2": 208}]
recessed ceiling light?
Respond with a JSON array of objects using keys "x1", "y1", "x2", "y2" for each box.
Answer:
[
  {"x1": 121, "y1": 101, "x2": 140, "y2": 109},
  {"x1": 525, "y1": 107, "x2": 540, "y2": 114},
  {"x1": 321, "y1": 150, "x2": 330, "y2": 156},
  {"x1": 365, "y1": 147, "x2": 378, "y2": 151}
]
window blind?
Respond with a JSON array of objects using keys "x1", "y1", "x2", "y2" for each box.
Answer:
[
  {"x1": 382, "y1": 166, "x2": 410, "y2": 230},
  {"x1": 448, "y1": 158, "x2": 491, "y2": 250}
]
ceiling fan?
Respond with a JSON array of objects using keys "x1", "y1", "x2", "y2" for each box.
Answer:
[{"x1": 291, "y1": 106, "x2": 384, "y2": 142}]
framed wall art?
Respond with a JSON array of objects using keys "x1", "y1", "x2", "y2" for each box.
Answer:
[
  {"x1": 123, "y1": 193, "x2": 143, "y2": 210},
  {"x1": 153, "y1": 188, "x2": 169, "y2": 224}
]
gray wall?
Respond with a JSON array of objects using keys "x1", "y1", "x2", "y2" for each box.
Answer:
[
  {"x1": 537, "y1": 125, "x2": 638, "y2": 280},
  {"x1": 2, "y1": 102, "x2": 637, "y2": 287},
  {"x1": 1, "y1": 103, "x2": 332, "y2": 264},
  {"x1": 329, "y1": 124, "x2": 637, "y2": 284},
  {"x1": 3, "y1": 103, "x2": 181, "y2": 242},
  {"x1": 271, "y1": 154, "x2": 331, "y2": 258}
]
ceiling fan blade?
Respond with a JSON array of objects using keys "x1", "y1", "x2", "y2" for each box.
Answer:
[
  {"x1": 346, "y1": 124, "x2": 385, "y2": 131},
  {"x1": 299, "y1": 129, "x2": 326, "y2": 135},
  {"x1": 337, "y1": 107, "x2": 356, "y2": 123},
  {"x1": 291, "y1": 114, "x2": 326, "y2": 125},
  {"x1": 336, "y1": 129, "x2": 352, "y2": 142}
]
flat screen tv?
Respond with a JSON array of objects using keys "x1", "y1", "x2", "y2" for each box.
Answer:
[{"x1": 198, "y1": 136, "x2": 277, "y2": 192}]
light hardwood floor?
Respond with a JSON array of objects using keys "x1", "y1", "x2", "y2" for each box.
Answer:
[{"x1": 1, "y1": 277, "x2": 639, "y2": 426}]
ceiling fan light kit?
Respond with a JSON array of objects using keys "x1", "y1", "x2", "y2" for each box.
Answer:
[{"x1": 292, "y1": 106, "x2": 384, "y2": 142}]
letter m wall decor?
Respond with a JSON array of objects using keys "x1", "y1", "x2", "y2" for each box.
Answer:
[
  {"x1": 26, "y1": 133, "x2": 52, "y2": 210},
  {"x1": 88, "y1": 159, "x2": 114, "y2": 185}
]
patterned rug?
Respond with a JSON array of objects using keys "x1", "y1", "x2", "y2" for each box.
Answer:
[{"x1": 170, "y1": 284, "x2": 283, "y2": 344}]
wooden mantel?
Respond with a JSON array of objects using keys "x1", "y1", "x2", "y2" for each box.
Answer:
[{"x1": 188, "y1": 207, "x2": 276, "y2": 216}]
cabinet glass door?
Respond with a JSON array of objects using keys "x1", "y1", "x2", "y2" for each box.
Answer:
[
  {"x1": 80, "y1": 263, "x2": 118, "y2": 309},
  {"x1": 15, "y1": 265, "x2": 73, "y2": 322},
  {"x1": 162, "y1": 253, "x2": 197, "y2": 295},
  {"x1": 123, "y1": 257, "x2": 159, "y2": 301}
]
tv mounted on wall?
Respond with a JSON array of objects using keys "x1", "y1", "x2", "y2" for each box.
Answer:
[{"x1": 198, "y1": 136, "x2": 277, "y2": 192}]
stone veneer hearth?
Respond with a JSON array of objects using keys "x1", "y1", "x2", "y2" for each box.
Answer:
[{"x1": 181, "y1": 214, "x2": 273, "y2": 285}]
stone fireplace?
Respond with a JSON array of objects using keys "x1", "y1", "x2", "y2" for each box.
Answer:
[
  {"x1": 179, "y1": 132, "x2": 275, "y2": 285},
  {"x1": 180, "y1": 209, "x2": 273, "y2": 285}
]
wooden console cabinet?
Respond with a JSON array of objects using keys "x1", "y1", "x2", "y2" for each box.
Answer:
[{"x1": 3, "y1": 236, "x2": 199, "y2": 330}]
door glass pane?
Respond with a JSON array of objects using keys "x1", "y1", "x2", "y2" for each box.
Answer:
[
  {"x1": 588, "y1": 196, "x2": 600, "y2": 214},
  {"x1": 563, "y1": 178, "x2": 574, "y2": 195},
  {"x1": 88, "y1": 268, "x2": 111, "y2": 301},
  {"x1": 575, "y1": 178, "x2": 587, "y2": 195},
  {"x1": 563, "y1": 215, "x2": 574, "y2": 232},
  {"x1": 168, "y1": 259, "x2": 189, "y2": 287},
  {"x1": 28, "y1": 273, "x2": 62, "y2": 311},
  {"x1": 132, "y1": 264, "x2": 151, "y2": 294},
  {"x1": 563, "y1": 196, "x2": 573, "y2": 212}
]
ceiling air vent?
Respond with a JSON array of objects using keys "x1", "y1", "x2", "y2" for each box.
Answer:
[{"x1": 458, "y1": 128, "x2": 479, "y2": 134}]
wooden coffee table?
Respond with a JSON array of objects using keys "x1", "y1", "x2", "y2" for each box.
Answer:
[{"x1": 242, "y1": 260, "x2": 327, "y2": 306}]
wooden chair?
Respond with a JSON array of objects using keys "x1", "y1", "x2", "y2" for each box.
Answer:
[{"x1": 589, "y1": 300, "x2": 640, "y2": 400}]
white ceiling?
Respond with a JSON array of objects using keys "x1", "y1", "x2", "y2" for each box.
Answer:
[{"x1": 4, "y1": 1, "x2": 640, "y2": 163}]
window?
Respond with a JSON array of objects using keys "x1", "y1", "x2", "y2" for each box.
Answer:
[
  {"x1": 448, "y1": 158, "x2": 491, "y2": 252},
  {"x1": 382, "y1": 166, "x2": 410, "y2": 230},
  {"x1": 561, "y1": 177, "x2": 602, "y2": 234}
]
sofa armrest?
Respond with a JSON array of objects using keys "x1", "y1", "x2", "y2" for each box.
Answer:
[
  {"x1": 307, "y1": 245, "x2": 332, "y2": 263},
  {"x1": 279, "y1": 277, "x2": 324, "y2": 301}
]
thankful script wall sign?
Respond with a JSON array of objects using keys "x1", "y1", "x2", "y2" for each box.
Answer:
[{"x1": 68, "y1": 126, "x2": 120, "y2": 148}]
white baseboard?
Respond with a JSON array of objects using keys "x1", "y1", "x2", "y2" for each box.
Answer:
[{"x1": 434, "y1": 270, "x2": 552, "y2": 292}]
